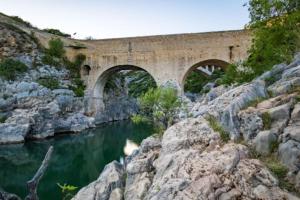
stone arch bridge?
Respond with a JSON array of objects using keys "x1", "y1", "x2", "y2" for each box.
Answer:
[
  {"x1": 0, "y1": 14, "x2": 252, "y2": 116},
  {"x1": 36, "y1": 29, "x2": 252, "y2": 115}
]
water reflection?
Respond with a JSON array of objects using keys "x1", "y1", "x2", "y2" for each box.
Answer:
[
  {"x1": 0, "y1": 121, "x2": 154, "y2": 200},
  {"x1": 123, "y1": 139, "x2": 139, "y2": 156}
]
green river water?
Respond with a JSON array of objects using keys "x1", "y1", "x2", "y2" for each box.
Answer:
[{"x1": 0, "y1": 120, "x2": 155, "y2": 200}]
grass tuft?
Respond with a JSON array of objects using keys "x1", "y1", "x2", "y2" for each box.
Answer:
[
  {"x1": 206, "y1": 115, "x2": 230, "y2": 142},
  {"x1": 262, "y1": 112, "x2": 272, "y2": 130}
]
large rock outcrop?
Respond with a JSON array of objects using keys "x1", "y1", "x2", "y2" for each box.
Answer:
[
  {"x1": 192, "y1": 80, "x2": 268, "y2": 140},
  {"x1": 74, "y1": 118, "x2": 297, "y2": 200},
  {"x1": 73, "y1": 55, "x2": 300, "y2": 199}
]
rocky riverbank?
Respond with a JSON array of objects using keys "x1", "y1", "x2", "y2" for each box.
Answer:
[
  {"x1": 73, "y1": 54, "x2": 300, "y2": 199},
  {"x1": 0, "y1": 20, "x2": 147, "y2": 145},
  {"x1": 0, "y1": 22, "x2": 96, "y2": 144}
]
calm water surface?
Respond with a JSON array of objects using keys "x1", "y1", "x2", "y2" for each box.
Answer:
[{"x1": 0, "y1": 121, "x2": 155, "y2": 200}]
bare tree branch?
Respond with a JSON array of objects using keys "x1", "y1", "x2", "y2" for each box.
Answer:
[{"x1": 25, "y1": 146, "x2": 54, "y2": 200}]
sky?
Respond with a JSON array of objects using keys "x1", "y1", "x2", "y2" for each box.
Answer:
[{"x1": 0, "y1": 0, "x2": 250, "y2": 39}]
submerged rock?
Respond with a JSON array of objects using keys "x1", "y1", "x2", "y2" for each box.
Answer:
[{"x1": 0, "y1": 188, "x2": 21, "y2": 200}]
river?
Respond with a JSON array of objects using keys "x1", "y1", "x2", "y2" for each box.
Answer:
[{"x1": 0, "y1": 120, "x2": 155, "y2": 200}]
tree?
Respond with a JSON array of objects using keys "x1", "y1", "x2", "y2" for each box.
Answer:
[
  {"x1": 133, "y1": 87, "x2": 183, "y2": 129},
  {"x1": 221, "y1": 0, "x2": 300, "y2": 84}
]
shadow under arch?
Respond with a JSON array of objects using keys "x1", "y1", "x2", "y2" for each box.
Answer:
[
  {"x1": 91, "y1": 64, "x2": 158, "y2": 115},
  {"x1": 181, "y1": 59, "x2": 230, "y2": 89}
]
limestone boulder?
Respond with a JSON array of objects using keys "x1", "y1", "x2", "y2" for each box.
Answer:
[
  {"x1": 125, "y1": 136, "x2": 161, "y2": 200},
  {"x1": 192, "y1": 80, "x2": 267, "y2": 139},
  {"x1": 27, "y1": 101, "x2": 60, "y2": 139},
  {"x1": 54, "y1": 113, "x2": 95, "y2": 133},
  {"x1": 278, "y1": 140, "x2": 300, "y2": 172},
  {"x1": 0, "y1": 123, "x2": 30, "y2": 144},
  {"x1": 142, "y1": 117, "x2": 290, "y2": 200},
  {"x1": 72, "y1": 161, "x2": 125, "y2": 200},
  {"x1": 268, "y1": 65, "x2": 300, "y2": 96},
  {"x1": 253, "y1": 130, "x2": 277, "y2": 155},
  {"x1": 238, "y1": 107, "x2": 263, "y2": 140}
]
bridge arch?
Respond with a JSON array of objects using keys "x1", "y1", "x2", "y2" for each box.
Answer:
[
  {"x1": 181, "y1": 59, "x2": 229, "y2": 93},
  {"x1": 88, "y1": 64, "x2": 158, "y2": 117}
]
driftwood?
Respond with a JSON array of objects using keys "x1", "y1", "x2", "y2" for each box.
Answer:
[{"x1": 25, "y1": 146, "x2": 53, "y2": 200}]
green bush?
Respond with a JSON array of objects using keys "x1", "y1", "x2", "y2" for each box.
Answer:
[
  {"x1": 0, "y1": 13, "x2": 33, "y2": 27},
  {"x1": 43, "y1": 28, "x2": 71, "y2": 37},
  {"x1": 136, "y1": 87, "x2": 182, "y2": 129},
  {"x1": 131, "y1": 114, "x2": 148, "y2": 124},
  {"x1": 0, "y1": 58, "x2": 28, "y2": 80},
  {"x1": 206, "y1": 115, "x2": 230, "y2": 142},
  {"x1": 0, "y1": 116, "x2": 6, "y2": 123},
  {"x1": 42, "y1": 54, "x2": 61, "y2": 67},
  {"x1": 38, "y1": 77, "x2": 60, "y2": 90},
  {"x1": 64, "y1": 53, "x2": 86, "y2": 78},
  {"x1": 69, "y1": 78, "x2": 86, "y2": 97},
  {"x1": 184, "y1": 70, "x2": 224, "y2": 93},
  {"x1": 46, "y1": 38, "x2": 65, "y2": 59},
  {"x1": 221, "y1": 0, "x2": 300, "y2": 85},
  {"x1": 42, "y1": 38, "x2": 65, "y2": 67}
]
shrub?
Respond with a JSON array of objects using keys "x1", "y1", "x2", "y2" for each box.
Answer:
[
  {"x1": 0, "y1": 116, "x2": 6, "y2": 123},
  {"x1": 64, "y1": 53, "x2": 86, "y2": 78},
  {"x1": 69, "y1": 78, "x2": 86, "y2": 97},
  {"x1": 42, "y1": 54, "x2": 61, "y2": 67},
  {"x1": 43, "y1": 28, "x2": 71, "y2": 37},
  {"x1": 42, "y1": 38, "x2": 65, "y2": 67},
  {"x1": 0, "y1": 58, "x2": 28, "y2": 80},
  {"x1": 221, "y1": 0, "x2": 300, "y2": 85},
  {"x1": 131, "y1": 114, "x2": 148, "y2": 124},
  {"x1": 137, "y1": 87, "x2": 182, "y2": 129},
  {"x1": 262, "y1": 112, "x2": 272, "y2": 130},
  {"x1": 46, "y1": 38, "x2": 65, "y2": 59},
  {"x1": 38, "y1": 77, "x2": 60, "y2": 90},
  {"x1": 206, "y1": 115, "x2": 230, "y2": 142},
  {"x1": 184, "y1": 70, "x2": 224, "y2": 93}
]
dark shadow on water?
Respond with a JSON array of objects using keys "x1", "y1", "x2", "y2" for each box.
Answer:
[{"x1": 0, "y1": 120, "x2": 155, "y2": 200}]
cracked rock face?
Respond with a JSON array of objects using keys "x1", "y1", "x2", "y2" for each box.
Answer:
[
  {"x1": 72, "y1": 161, "x2": 125, "y2": 200},
  {"x1": 74, "y1": 118, "x2": 295, "y2": 200},
  {"x1": 192, "y1": 80, "x2": 267, "y2": 140}
]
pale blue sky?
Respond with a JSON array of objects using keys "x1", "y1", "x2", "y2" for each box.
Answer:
[{"x1": 0, "y1": 0, "x2": 249, "y2": 39}]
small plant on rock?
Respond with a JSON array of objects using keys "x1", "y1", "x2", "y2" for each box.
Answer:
[
  {"x1": 206, "y1": 115, "x2": 230, "y2": 142},
  {"x1": 68, "y1": 78, "x2": 86, "y2": 97},
  {"x1": 0, "y1": 116, "x2": 7, "y2": 123},
  {"x1": 262, "y1": 112, "x2": 272, "y2": 130},
  {"x1": 0, "y1": 58, "x2": 28, "y2": 80},
  {"x1": 38, "y1": 77, "x2": 60, "y2": 90},
  {"x1": 57, "y1": 183, "x2": 78, "y2": 200}
]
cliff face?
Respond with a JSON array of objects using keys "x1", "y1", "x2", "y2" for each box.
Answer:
[
  {"x1": 73, "y1": 54, "x2": 300, "y2": 200},
  {"x1": 0, "y1": 20, "x2": 95, "y2": 144}
]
